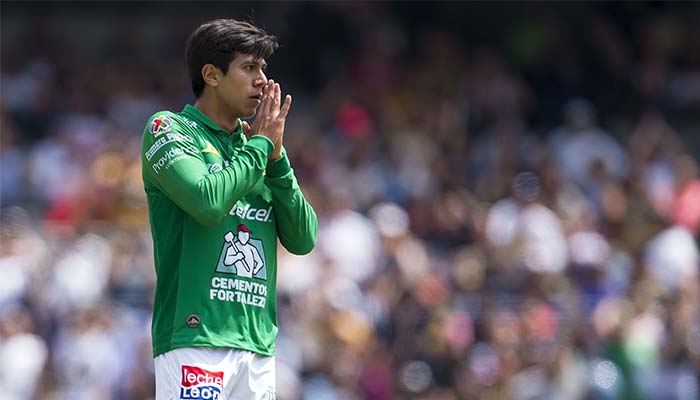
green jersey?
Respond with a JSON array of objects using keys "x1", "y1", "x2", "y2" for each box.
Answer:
[{"x1": 141, "y1": 104, "x2": 317, "y2": 357}]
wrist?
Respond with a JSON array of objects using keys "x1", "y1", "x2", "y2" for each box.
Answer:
[
  {"x1": 266, "y1": 149, "x2": 291, "y2": 178},
  {"x1": 247, "y1": 135, "x2": 275, "y2": 157},
  {"x1": 269, "y1": 151, "x2": 283, "y2": 161}
]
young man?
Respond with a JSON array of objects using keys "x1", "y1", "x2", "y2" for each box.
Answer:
[{"x1": 141, "y1": 19, "x2": 317, "y2": 400}]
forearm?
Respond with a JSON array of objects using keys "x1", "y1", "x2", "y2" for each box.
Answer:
[
  {"x1": 149, "y1": 136, "x2": 273, "y2": 225},
  {"x1": 265, "y1": 153, "x2": 318, "y2": 254}
]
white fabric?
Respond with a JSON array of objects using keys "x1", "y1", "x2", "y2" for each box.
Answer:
[{"x1": 155, "y1": 347, "x2": 275, "y2": 400}]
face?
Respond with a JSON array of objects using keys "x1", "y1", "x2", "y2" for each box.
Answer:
[
  {"x1": 214, "y1": 53, "x2": 267, "y2": 118},
  {"x1": 238, "y1": 231, "x2": 250, "y2": 244}
]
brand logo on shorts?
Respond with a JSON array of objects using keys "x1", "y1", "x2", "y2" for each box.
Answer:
[{"x1": 180, "y1": 365, "x2": 224, "y2": 400}]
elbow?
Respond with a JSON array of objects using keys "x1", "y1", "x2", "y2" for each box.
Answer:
[
  {"x1": 288, "y1": 216, "x2": 318, "y2": 255},
  {"x1": 190, "y1": 180, "x2": 227, "y2": 226},
  {"x1": 286, "y1": 236, "x2": 316, "y2": 256}
]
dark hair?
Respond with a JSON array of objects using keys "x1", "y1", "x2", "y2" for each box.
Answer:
[{"x1": 186, "y1": 19, "x2": 278, "y2": 98}]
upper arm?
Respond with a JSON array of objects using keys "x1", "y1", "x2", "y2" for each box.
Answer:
[
  {"x1": 141, "y1": 112, "x2": 273, "y2": 226},
  {"x1": 142, "y1": 113, "x2": 206, "y2": 204}
]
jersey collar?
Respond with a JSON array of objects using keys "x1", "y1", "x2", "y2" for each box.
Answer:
[{"x1": 182, "y1": 104, "x2": 244, "y2": 138}]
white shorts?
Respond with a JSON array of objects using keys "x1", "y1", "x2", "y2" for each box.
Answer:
[{"x1": 154, "y1": 347, "x2": 275, "y2": 400}]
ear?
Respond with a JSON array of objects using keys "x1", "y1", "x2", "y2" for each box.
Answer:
[{"x1": 201, "y1": 64, "x2": 220, "y2": 88}]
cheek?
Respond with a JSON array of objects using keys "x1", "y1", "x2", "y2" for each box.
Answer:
[
  {"x1": 218, "y1": 83, "x2": 245, "y2": 112},
  {"x1": 218, "y1": 75, "x2": 240, "y2": 93}
]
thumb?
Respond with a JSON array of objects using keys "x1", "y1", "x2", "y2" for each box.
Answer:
[{"x1": 242, "y1": 121, "x2": 252, "y2": 138}]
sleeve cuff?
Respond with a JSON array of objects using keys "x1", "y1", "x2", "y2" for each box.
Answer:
[
  {"x1": 266, "y1": 149, "x2": 291, "y2": 178},
  {"x1": 246, "y1": 135, "x2": 274, "y2": 156}
]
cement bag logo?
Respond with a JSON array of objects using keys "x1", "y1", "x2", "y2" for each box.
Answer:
[
  {"x1": 215, "y1": 224, "x2": 267, "y2": 280},
  {"x1": 180, "y1": 365, "x2": 224, "y2": 400}
]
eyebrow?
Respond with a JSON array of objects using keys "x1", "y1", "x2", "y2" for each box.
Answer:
[{"x1": 243, "y1": 59, "x2": 267, "y2": 69}]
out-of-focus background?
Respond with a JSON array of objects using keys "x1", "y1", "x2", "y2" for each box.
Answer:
[{"x1": 2, "y1": 2, "x2": 700, "y2": 399}]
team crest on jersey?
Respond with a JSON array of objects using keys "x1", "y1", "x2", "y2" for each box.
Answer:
[
  {"x1": 150, "y1": 115, "x2": 173, "y2": 137},
  {"x1": 180, "y1": 365, "x2": 223, "y2": 400},
  {"x1": 215, "y1": 224, "x2": 267, "y2": 280}
]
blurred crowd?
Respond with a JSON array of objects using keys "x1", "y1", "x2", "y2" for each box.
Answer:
[{"x1": 2, "y1": 2, "x2": 700, "y2": 400}]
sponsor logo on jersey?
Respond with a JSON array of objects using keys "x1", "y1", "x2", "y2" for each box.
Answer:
[
  {"x1": 152, "y1": 146, "x2": 197, "y2": 174},
  {"x1": 214, "y1": 224, "x2": 267, "y2": 281},
  {"x1": 201, "y1": 142, "x2": 221, "y2": 158},
  {"x1": 181, "y1": 116, "x2": 198, "y2": 129},
  {"x1": 180, "y1": 365, "x2": 223, "y2": 400},
  {"x1": 211, "y1": 225, "x2": 269, "y2": 308},
  {"x1": 150, "y1": 115, "x2": 173, "y2": 137},
  {"x1": 145, "y1": 133, "x2": 194, "y2": 161},
  {"x1": 229, "y1": 203, "x2": 272, "y2": 222}
]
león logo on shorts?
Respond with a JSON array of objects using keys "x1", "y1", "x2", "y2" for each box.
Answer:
[{"x1": 180, "y1": 365, "x2": 224, "y2": 400}]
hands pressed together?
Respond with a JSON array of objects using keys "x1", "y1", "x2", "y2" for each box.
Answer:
[{"x1": 242, "y1": 79, "x2": 291, "y2": 161}]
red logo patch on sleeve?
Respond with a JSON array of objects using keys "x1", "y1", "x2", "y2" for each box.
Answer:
[{"x1": 150, "y1": 115, "x2": 173, "y2": 136}]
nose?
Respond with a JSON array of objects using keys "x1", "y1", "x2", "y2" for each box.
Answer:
[{"x1": 254, "y1": 70, "x2": 267, "y2": 88}]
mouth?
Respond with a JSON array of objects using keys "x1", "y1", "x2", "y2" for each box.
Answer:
[{"x1": 249, "y1": 98, "x2": 261, "y2": 106}]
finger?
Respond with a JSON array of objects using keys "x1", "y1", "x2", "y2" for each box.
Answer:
[
  {"x1": 252, "y1": 83, "x2": 271, "y2": 132},
  {"x1": 254, "y1": 83, "x2": 272, "y2": 130},
  {"x1": 251, "y1": 105, "x2": 262, "y2": 133},
  {"x1": 274, "y1": 83, "x2": 281, "y2": 114},
  {"x1": 241, "y1": 121, "x2": 252, "y2": 137},
  {"x1": 278, "y1": 94, "x2": 292, "y2": 120},
  {"x1": 251, "y1": 113, "x2": 260, "y2": 134},
  {"x1": 261, "y1": 80, "x2": 274, "y2": 118},
  {"x1": 266, "y1": 79, "x2": 273, "y2": 100}
]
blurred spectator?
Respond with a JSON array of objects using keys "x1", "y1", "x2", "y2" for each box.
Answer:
[
  {"x1": 486, "y1": 171, "x2": 568, "y2": 273},
  {"x1": 549, "y1": 98, "x2": 627, "y2": 192},
  {"x1": 0, "y1": 305, "x2": 48, "y2": 400}
]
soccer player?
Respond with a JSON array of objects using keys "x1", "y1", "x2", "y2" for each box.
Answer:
[{"x1": 141, "y1": 19, "x2": 317, "y2": 400}]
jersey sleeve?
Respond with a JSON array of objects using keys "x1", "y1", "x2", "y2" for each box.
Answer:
[
  {"x1": 142, "y1": 112, "x2": 273, "y2": 226},
  {"x1": 264, "y1": 148, "x2": 318, "y2": 255}
]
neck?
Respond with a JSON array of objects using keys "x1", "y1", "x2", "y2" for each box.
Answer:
[{"x1": 194, "y1": 93, "x2": 239, "y2": 133}]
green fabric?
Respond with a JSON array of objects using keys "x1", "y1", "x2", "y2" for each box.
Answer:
[{"x1": 142, "y1": 105, "x2": 317, "y2": 357}]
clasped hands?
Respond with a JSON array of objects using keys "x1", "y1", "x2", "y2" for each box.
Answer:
[{"x1": 242, "y1": 79, "x2": 291, "y2": 161}]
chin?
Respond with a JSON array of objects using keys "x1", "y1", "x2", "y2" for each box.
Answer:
[{"x1": 242, "y1": 108, "x2": 257, "y2": 118}]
